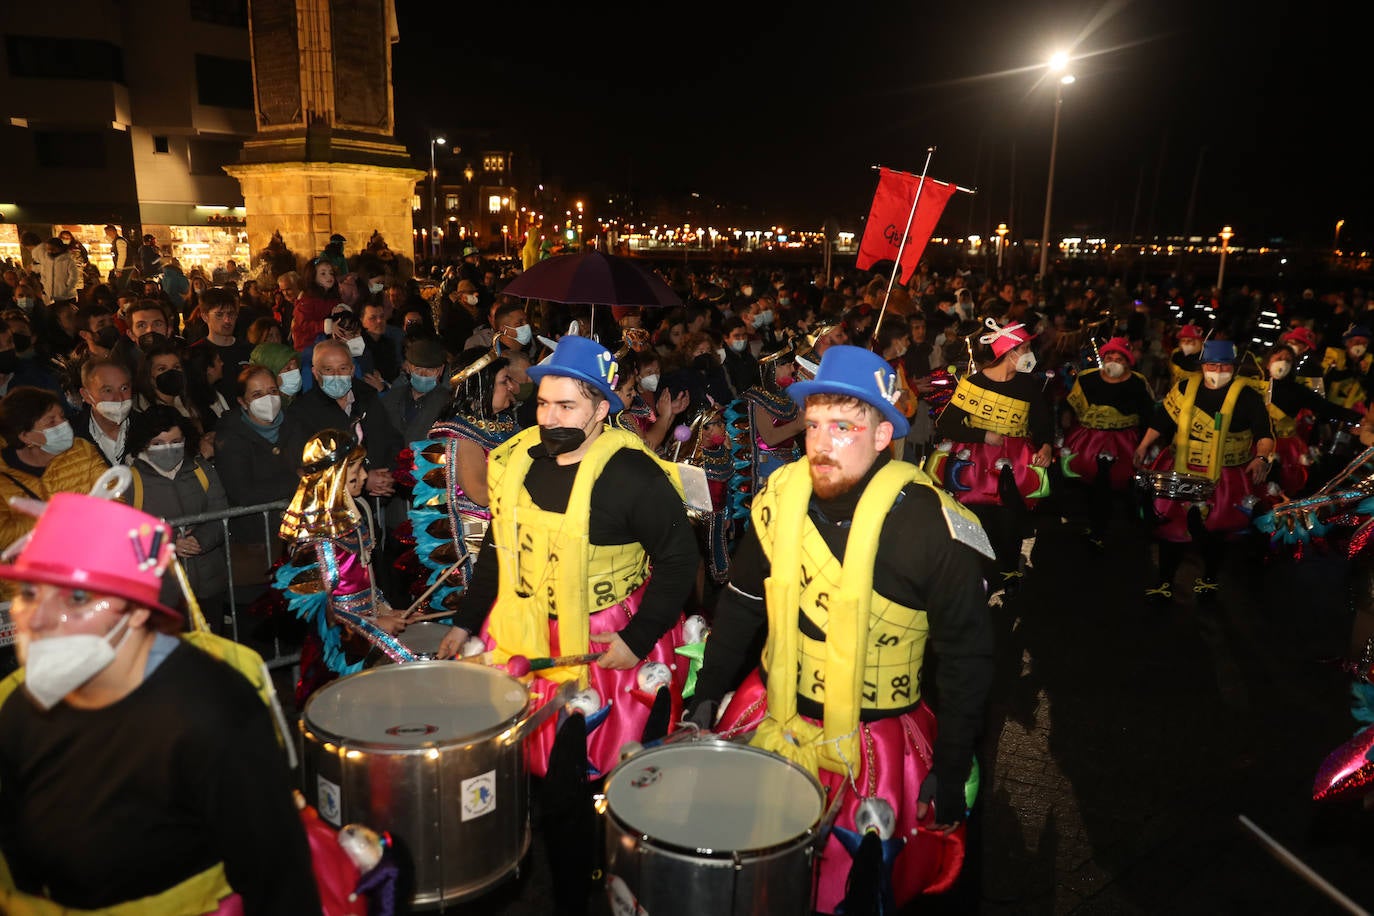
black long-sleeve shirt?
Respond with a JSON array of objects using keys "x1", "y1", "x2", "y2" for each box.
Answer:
[
  {"x1": 0, "y1": 640, "x2": 320, "y2": 913},
  {"x1": 693, "y1": 455, "x2": 994, "y2": 823},
  {"x1": 935, "y1": 370, "x2": 1055, "y2": 447},
  {"x1": 452, "y1": 444, "x2": 698, "y2": 657},
  {"x1": 1268, "y1": 376, "x2": 1360, "y2": 426}
]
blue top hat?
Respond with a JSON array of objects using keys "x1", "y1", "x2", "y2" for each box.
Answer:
[
  {"x1": 1201, "y1": 340, "x2": 1236, "y2": 364},
  {"x1": 787, "y1": 345, "x2": 910, "y2": 438},
  {"x1": 527, "y1": 335, "x2": 624, "y2": 413}
]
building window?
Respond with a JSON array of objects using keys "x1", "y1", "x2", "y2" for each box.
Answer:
[
  {"x1": 34, "y1": 131, "x2": 106, "y2": 169},
  {"x1": 153, "y1": 135, "x2": 170, "y2": 154},
  {"x1": 488, "y1": 195, "x2": 503, "y2": 214},
  {"x1": 5, "y1": 36, "x2": 124, "y2": 83},
  {"x1": 194, "y1": 54, "x2": 253, "y2": 109},
  {"x1": 444, "y1": 194, "x2": 459, "y2": 210},
  {"x1": 484, "y1": 155, "x2": 504, "y2": 172},
  {"x1": 190, "y1": 0, "x2": 248, "y2": 27},
  {"x1": 412, "y1": 195, "x2": 421, "y2": 211}
]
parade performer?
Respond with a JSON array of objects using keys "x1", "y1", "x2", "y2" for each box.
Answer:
[
  {"x1": 434, "y1": 334, "x2": 699, "y2": 778},
  {"x1": 688, "y1": 345, "x2": 996, "y2": 915},
  {"x1": 1059, "y1": 336, "x2": 1156, "y2": 545},
  {"x1": 275, "y1": 429, "x2": 411, "y2": 706},
  {"x1": 1169, "y1": 323, "x2": 1204, "y2": 384},
  {"x1": 1260, "y1": 344, "x2": 1360, "y2": 498},
  {"x1": 404, "y1": 346, "x2": 520, "y2": 617},
  {"x1": 1322, "y1": 325, "x2": 1373, "y2": 412},
  {"x1": 928, "y1": 318, "x2": 1053, "y2": 600},
  {"x1": 0, "y1": 492, "x2": 320, "y2": 914},
  {"x1": 433, "y1": 335, "x2": 699, "y2": 914},
  {"x1": 1134, "y1": 340, "x2": 1275, "y2": 603},
  {"x1": 735, "y1": 343, "x2": 807, "y2": 490},
  {"x1": 1279, "y1": 325, "x2": 1326, "y2": 394}
]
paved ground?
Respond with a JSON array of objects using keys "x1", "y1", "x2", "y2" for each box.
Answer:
[{"x1": 265, "y1": 477, "x2": 1374, "y2": 915}]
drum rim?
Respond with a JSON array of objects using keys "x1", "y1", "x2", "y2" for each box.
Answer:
[
  {"x1": 300, "y1": 660, "x2": 530, "y2": 751},
  {"x1": 602, "y1": 738, "x2": 826, "y2": 858}
]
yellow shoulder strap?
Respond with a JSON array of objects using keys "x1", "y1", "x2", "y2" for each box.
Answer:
[{"x1": 129, "y1": 465, "x2": 143, "y2": 510}]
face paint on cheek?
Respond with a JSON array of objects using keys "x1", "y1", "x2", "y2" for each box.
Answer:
[{"x1": 829, "y1": 434, "x2": 856, "y2": 450}]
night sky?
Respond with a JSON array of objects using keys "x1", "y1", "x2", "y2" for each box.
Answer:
[{"x1": 391, "y1": 1, "x2": 1366, "y2": 249}]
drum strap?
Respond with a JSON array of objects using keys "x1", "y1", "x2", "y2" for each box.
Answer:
[
  {"x1": 1165, "y1": 377, "x2": 1248, "y2": 477},
  {"x1": 751, "y1": 458, "x2": 927, "y2": 778}
]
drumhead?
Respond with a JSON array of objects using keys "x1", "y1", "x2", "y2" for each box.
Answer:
[
  {"x1": 303, "y1": 661, "x2": 528, "y2": 748},
  {"x1": 604, "y1": 740, "x2": 824, "y2": 853},
  {"x1": 397, "y1": 621, "x2": 450, "y2": 658}
]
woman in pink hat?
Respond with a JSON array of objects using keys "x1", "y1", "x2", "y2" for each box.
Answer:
[
  {"x1": 1059, "y1": 336, "x2": 1157, "y2": 545},
  {"x1": 0, "y1": 492, "x2": 319, "y2": 914},
  {"x1": 930, "y1": 318, "x2": 1054, "y2": 603}
]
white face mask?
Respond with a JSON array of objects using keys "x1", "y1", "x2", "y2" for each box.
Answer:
[
  {"x1": 1180, "y1": 341, "x2": 1202, "y2": 356},
  {"x1": 95, "y1": 399, "x2": 132, "y2": 424},
  {"x1": 249, "y1": 393, "x2": 282, "y2": 423},
  {"x1": 511, "y1": 324, "x2": 533, "y2": 345},
  {"x1": 729, "y1": 339, "x2": 748, "y2": 353},
  {"x1": 21, "y1": 615, "x2": 131, "y2": 710},
  {"x1": 715, "y1": 347, "x2": 726, "y2": 363},
  {"x1": 1102, "y1": 360, "x2": 1127, "y2": 379},
  {"x1": 1204, "y1": 369, "x2": 1234, "y2": 388},
  {"x1": 278, "y1": 368, "x2": 302, "y2": 396},
  {"x1": 462, "y1": 293, "x2": 479, "y2": 306},
  {"x1": 640, "y1": 373, "x2": 659, "y2": 393},
  {"x1": 1015, "y1": 352, "x2": 1037, "y2": 373},
  {"x1": 40, "y1": 420, "x2": 74, "y2": 455},
  {"x1": 345, "y1": 336, "x2": 366, "y2": 357},
  {"x1": 1268, "y1": 360, "x2": 1292, "y2": 380},
  {"x1": 368, "y1": 281, "x2": 385, "y2": 294},
  {"x1": 1350, "y1": 345, "x2": 1367, "y2": 359}
]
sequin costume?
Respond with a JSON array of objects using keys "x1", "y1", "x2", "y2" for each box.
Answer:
[{"x1": 405, "y1": 410, "x2": 520, "y2": 614}]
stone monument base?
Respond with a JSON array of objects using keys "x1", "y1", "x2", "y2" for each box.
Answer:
[{"x1": 224, "y1": 160, "x2": 423, "y2": 279}]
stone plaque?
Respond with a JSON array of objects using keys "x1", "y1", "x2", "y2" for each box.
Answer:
[
  {"x1": 250, "y1": 1, "x2": 302, "y2": 127},
  {"x1": 330, "y1": 0, "x2": 391, "y2": 131}
]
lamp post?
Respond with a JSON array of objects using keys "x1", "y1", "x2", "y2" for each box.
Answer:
[
  {"x1": 996, "y1": 222, "x2": 1009, "y2": 279},
  {"x1": 429, "y1": 134, "x2": 446, "y2": 262},
  {"x1": 1216, "y1": 225, "x2": 1233, "y2": 296},
  {"x1": 1037, "y1": 55, "x2": 1074, "y2": 285}
]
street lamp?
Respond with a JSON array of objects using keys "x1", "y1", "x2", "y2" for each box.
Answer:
[
  {"x1": 1037, "y1": 55, "x2": 1075, "y2": 285},
  {"x1": 429, "y1": 134, "x2": 446, "y2": 261},
  {"x1": 1335, "y1": 218, "x2": 1345, "y2": 252},
  {"x1": 1216, "y1": 225, "x2": 1233, "y2": 295},
  {"x1": 996, "y1": 222, "x2": 1009, "y2": 278}
]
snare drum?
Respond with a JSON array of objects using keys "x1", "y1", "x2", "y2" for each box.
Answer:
[
  {"x1": 300, "y1": 662, "x2": 536, "y2": 907},
  {"x1": 395, "y1": 621, "x2": 450, "y2": 660},
  {"x1": 603, "y1": 738, "x2": 826, "y2": 916},
  {"x1": 1135, "y1": 470, "x2": 1216, "y2": 502}
]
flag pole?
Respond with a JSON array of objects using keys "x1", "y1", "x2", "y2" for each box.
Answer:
[{"x1": 870, "y1": 147, "x2": 937, "y2": 350}]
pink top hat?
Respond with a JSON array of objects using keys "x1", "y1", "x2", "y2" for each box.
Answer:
[
  {"x1": 977, "y1": 318, "x2": 1035, "y2": 360},
  {"x1": 0, "y1": 492, "x2": 182, "y2": 619},
  {"x1": 1098, "y1": 336, "x2": 1136, "y2": 366}
]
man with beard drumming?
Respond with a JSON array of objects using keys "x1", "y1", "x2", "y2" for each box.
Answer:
[{"x1": 688, "y1": 345, "x2": 995, "y2": 915}]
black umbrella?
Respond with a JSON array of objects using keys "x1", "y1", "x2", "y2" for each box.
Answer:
[{"x1": 502, "y1": 250, "x2": 682, "y2": 309}]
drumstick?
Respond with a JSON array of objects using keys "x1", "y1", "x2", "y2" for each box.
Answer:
[
  {"x1": 401, "y1": 562, "x2": 464, "y2": 619},
  {"x1": 505, "y1": 652, "x2": 606, "y2": 677},
  {"x1": 405, "y1": 610, "x2": 459, "y2": 624}
]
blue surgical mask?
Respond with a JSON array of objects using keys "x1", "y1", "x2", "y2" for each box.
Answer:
[
  {"x1": 278, "y1": 368, "x2": 302, "y2": 396},
  {"x1": 320, "y1": 373, "x2": 352, "y2": 398},
  {"x1": 410, "y1": 371, "x2": 438, "y2": 393},
  {"x1": 40, "y1": 421, "x2": 74, "y2": 455}
]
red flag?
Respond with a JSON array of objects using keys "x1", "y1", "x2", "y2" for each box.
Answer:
[{"x1": 855, "y1": 168, "x2": 959, "y2": 283}]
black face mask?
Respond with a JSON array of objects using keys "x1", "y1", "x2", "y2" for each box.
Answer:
[
  {"x1": 154, "y1": 369, "x2": 186, "y2": 396},
  {"x1": 539, "y1": 425, "x2": 587, "y2": 457},
  {"x1": 95, "y1": 326, "x2": 121, "y2": 349},
  {"x1": 138, "y1": 331, "x2": 170, "y2": 352},
  {"x1": 0, "y1": 349, "x2": 17, "y2": 374},
  {"x1": 692, "y1": 354, "x2": 717, "y2": 372},
  {"x1": 12, "y1": 333, "x2": 32, "y2": 353}
]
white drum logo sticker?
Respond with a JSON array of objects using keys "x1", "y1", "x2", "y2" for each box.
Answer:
[
  {"x1": 317, "y1": 775, "x2": 342, "y2": 826},
  {"x1": 461, "y1": 770, "x2": 497, "y2": 821},
  {"x1": 607, "y1": 874, "x2": 648, "y2": 916}
]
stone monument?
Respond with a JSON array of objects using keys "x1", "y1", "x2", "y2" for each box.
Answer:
[{"x1": 224, "y1": 0, "x2": 422, "y2": 280}]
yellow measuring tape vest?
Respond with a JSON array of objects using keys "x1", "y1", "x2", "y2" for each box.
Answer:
[
  {"x1": 0, "y1": 674, "x2": 236, "y2": 916},
  {"x1": 1066, "y1": 369, "x2": 1142, "y2": 430},
  {"x1": 485, "y1": 425, "x2": 685, "y2": 686},
  {"x1": 748, "y1": 458, "x2": 965, "y2": 779},
  {"x1": 1265, "y1": 399, "x2": 1298, "y2": 438},
  {"x1": 946, "y1": 377, "x2": 1031, "y2": 436},
  {"x1": 1162, "y1": 376, "x2": 1252, "y2": 476}
]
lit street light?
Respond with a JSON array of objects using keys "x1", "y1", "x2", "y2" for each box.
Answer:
[
  {"x1": 429, "y1": 134, "x2": 446, "y2": 261},
  {"x1": 1216, "y1": 225, "x2": 1233, "y2": 296},
  {"x1": 1038, "y1": 54, "x2": 1075, "y2": 285},
  {"x1": 996, "y1": 222, "x2": 1009, "y2": 278}
]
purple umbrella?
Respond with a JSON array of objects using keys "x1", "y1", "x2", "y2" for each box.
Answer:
[{"x1": 502, "y1": 250, "x2": 682, "y2": 308}]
